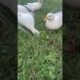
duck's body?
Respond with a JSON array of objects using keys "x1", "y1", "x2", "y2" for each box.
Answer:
[
  {"x1": 18, "y1": 5, "x2": 28, "y2": 13},
  {"x1": 24, "y1": 0, "x2": 43, "y2": 12},
  {"x1": 44, "y1": 11, "x2": 62, "y2": 30},
  {"x1": 18, "y1": 5, "x2": 33, "y2": 15},
  {"x1": 18, "y1": 12, "x2": 39, "y2": 35}
]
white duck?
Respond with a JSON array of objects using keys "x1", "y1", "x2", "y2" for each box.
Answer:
[
  {"x1": 44, "y1": 11, "x2": 62, "y2": 30},
  {"x1": 18, "y1": 12, "x2": 40, "y2": 35},
  {"x1": 24, "y1": 0, "x2": 43, "y2": 12}
]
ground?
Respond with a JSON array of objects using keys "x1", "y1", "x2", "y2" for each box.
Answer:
[{"x1": 18, "y1": 0, "x2": 62, "y2": 80}]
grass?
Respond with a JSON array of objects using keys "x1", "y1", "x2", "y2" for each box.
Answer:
[{"x1": 18, "y1": 0, "x2": 62, "y2": 80}]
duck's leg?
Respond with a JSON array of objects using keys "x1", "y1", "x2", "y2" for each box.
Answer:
[{"x1": 18, "y1": 26, "x2": 28, "y2": 33}]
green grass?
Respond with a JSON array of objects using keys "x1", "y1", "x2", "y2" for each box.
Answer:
[{"x1": 18, "y1": 0, "x2": 62, "y2": 80}]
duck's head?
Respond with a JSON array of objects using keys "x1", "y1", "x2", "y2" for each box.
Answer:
[{"x1": 44, "y1": 13, "x2": 54, "y2": 21}]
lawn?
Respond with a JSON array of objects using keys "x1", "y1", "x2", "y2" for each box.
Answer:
[{"x1": 18, "y1": 0, "x2": 62, "y2": 80}]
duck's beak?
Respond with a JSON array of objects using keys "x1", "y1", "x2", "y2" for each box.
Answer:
[{"x1": 44, "y1": 16, "x2": 48, "y2": 21}]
